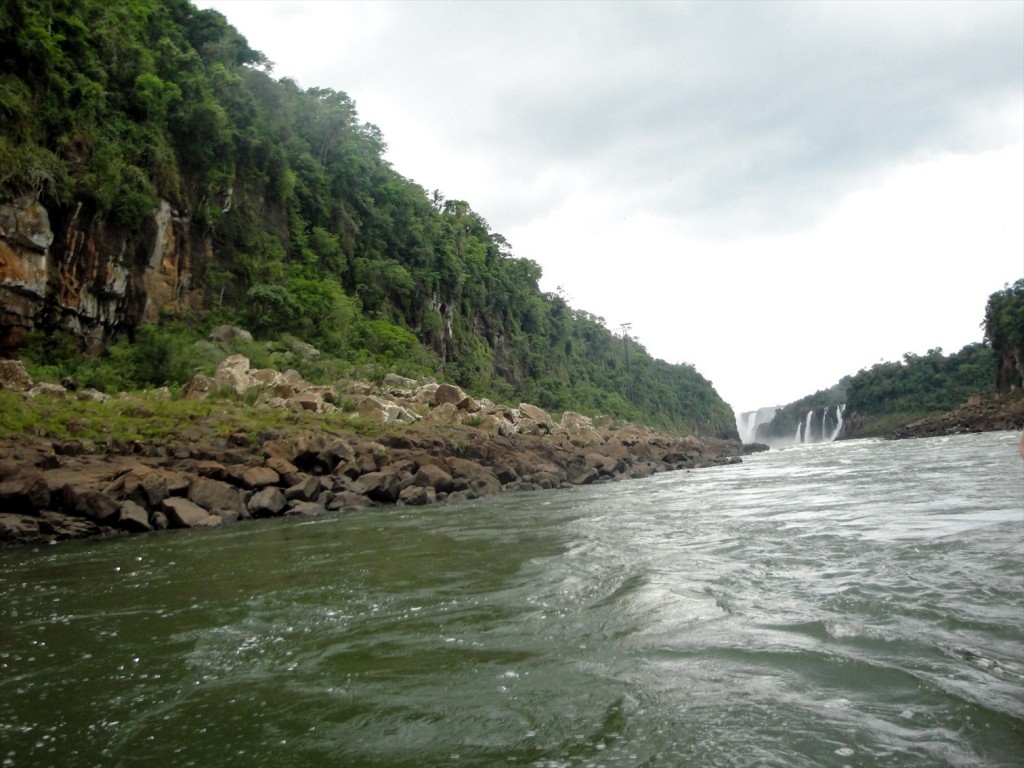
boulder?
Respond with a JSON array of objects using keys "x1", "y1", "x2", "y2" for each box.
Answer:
[
  {"x1": 0, "y1": 359, "x2": 33, "y2": 391},
  {"x1": 327, "y1": 491, "x2": 374, "y2": 511},
  {"x1": 412, "y1": 382, "x2": 440, "y2": 403},
  {"x1": 188, "y1": 476, "x2": 244, "y2": 516},
  {"x1": 241, "y1": 466, "x2": 280, "y2": 490},
  {"x1": 289, "y1": 389, "x2": 332, "y2": 413},
  {"x1": 559, "y1": 411, "x2": 593, "y2": 431},
  {"x1": 413, "y1": 464, "x2": 455, "y2": 494},
  {"x1": 423, "y1": 402, "x2": 461, "y2": 424},
  {"x1": 0, "y1": 513, "x2": 41, "y2": 543},
  {"x1": 0, "y1": 469, "x2": 51, "y2": 513},
  {"x1": 517, "y1": 403, "x2": 554, "y2": 433},
  {"x1": 399, "y1": 485, "x2": 436, "y2": 506},
  {"x1": 37, "y1": 511, "x2": 106, "y2": 539},
  {"x1": 474, "y1": 413, "x2": 516, "y2": 437},
  {"x1": 117, "y1": 500, "x2": 152, "y2": 533},
  {"x1": 181, "y1": 374, "x2": 215, "y2": 400},
  {"x1": 25, "y1": 382, "x2": 67, "y2": 399},
  {"x1": 356, "y1": 395, "x2": 416, "y2": 424},
  {"x1": 265, "y1": 456, "x2": 304, "y2": 487},
  {"x1": 195, "y1": 460, "x2": 228, "y2": 480},
  {"x1": 162, "y1": 497, "x2": 212, "y2": 528},
  {"x1": 319, "y1": 438, "x2": 355, "y2": 468},
  {"x1": 383, "y1": 373, "x2": 418, "y2": 391},
  {"x1": 61, "y1": 485, "x2": 120, "y2": 522},
  {"x1": 566, "y1": 464, "x2": 600, "y2": 485},
  {"x1": 249, "y1": 368, "x2": 289, "y2": 393},
  {"x1": 248, "y1": 486, "x2": 287, "y2": 517},
  {"x1": 284, "y1": 500, "x2": 328, "y2": 516},
  {"x1": 433, "y1": 383, "x2": 467, "y2": 406},
  {"x1": 354, "y1": 466, "x2": 407, "y2": 503},
  {"x1": 77, "y1": 388, "x2": 111, "y2": 403},
  {"x1": 285, "y1": 476, "x2": 323, "y2": 502},
  {"x1": 213, "y1": 354, "x2": 251, "y2": 395},
  {"x1": 455, "y1": 396, "x2": 481, "y2": 412}
]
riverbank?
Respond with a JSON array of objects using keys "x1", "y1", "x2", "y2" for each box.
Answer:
[
  {"x1": 885, "y1": 391, "x2": 1024, "y2": 439},
  {"x1": 0, "y1": 357, "x2": 743, "y2": 546}
]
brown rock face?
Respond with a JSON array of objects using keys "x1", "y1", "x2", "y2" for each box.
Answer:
[{"x1": 0, "y1": 196, "x2": 207, "y2": 354}]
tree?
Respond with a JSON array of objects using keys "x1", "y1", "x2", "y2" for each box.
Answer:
[{"x1": 983, "y1": 279, "x2": 1024, "y2": 392}]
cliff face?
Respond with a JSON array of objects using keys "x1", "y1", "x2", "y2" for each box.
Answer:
[{"x1": 0, "y1": 196, "x2": 208, "y2": 354}]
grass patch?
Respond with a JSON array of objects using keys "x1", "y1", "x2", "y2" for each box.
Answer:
[{"x1": 0, "y1": 388, "x2": 384, "y2": 450}]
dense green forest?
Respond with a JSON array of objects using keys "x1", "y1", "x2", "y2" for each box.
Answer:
[
  {"x1": 840, "y1": 343, "x2": 997, "y2": 434},
  {"x1": 0, "y1": 0, "x2": 737, "y2": 437}
]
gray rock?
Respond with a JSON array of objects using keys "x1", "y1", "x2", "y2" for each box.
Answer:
[
  {"x1": 0, "y1": 360, "x2": 33, "y2": 391},
  {"x1": 248, "y1": 486, "x2": 287, "y2": 517},
  {"x1": 117, "y1": 500, "x2": 152, "y2": 533},
  {"x1": 285, "y1": 500, "x2": 328, "y2": 516},
  {"x1": 163, "y1": 497, "x2": 212, "y2": 528},
  {"x1": 0, "y1": 469, "x2": 50, "y2": 513},
  {"x1": 398, "y1": 485, "x2": 436, "y2": 506},
  {"x1": 60, "y1": 485, "x2": 120, "y2": 522},
  {"x1": 241, "y1": 466, "x2": 280, "y2": 490},
  {"x1": 413, "y1": 464, "x2": 455, "y2": 493},
  {"x1": 188, "y1": 476, "x2": 244, "y2": 515}
]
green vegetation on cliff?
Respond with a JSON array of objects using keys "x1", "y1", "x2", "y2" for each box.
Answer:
[
  {"x1": 841, "y1": 281, "x2": 1024, "y2": 436},
  {"x1": 841, "y1": 343, "x2": 997, "y2": 436},
  {"x1": 0, "y1": 0, "x2": 736, "y2": 437},
  {"x1": 761, "y1": 283, "x2": 1019, "y2": 439},
  {"x1": 983, "y1": 278, "x2": 1024, "y2": 393}
]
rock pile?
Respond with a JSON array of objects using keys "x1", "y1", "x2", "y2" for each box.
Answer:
[
  {"x1": 886, "y1": 393, "x2": 1024, "y2": 439},
  {"x1": 0, "y1": 355, "x2": 744, "y2": 545}
]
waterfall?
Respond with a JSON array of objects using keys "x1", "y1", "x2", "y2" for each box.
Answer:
[
  {"x1": 803, "y1": 411, "x2": 814, "y2": 444},
  {"x1": 831, "y1": 404, "x2": 845, "y2": 441},
  {"x1": 737, "y1": 404, "x2": 845, "y2": 447},
  {"x1": 736, "y1": 407, "x2": 778, "y2": 444}
]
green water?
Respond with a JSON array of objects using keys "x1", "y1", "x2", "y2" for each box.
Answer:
[{"x1": 2, "y1": 432, "x2": 1022, "y2": 767}]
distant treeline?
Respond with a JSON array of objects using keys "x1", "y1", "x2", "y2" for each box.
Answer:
[
  {"x1": 0, "y1": 0, "x2": 736, "y2": 436},
  {"x1": 771, "y1": 280, "x2": 1023, "y2": 437}
]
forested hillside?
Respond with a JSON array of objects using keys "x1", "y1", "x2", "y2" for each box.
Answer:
[
  {"x1": 752, "y1": 282, "x2": 1021, "y2": 441},
  {"x1": 0, "y1": 0, "x2": 736, "y2": 437},
  {"x1": 840, "y1": 343, "x2": 997, "y2": 436}
]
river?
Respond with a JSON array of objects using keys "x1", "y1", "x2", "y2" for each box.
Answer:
[{"x1": 1, "y1": 431, "x2": 1022, "y2": 767}]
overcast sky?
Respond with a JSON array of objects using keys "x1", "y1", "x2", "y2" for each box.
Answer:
[{"x1": 195, "y1": 0, "x2": 1023, "y2": 414}]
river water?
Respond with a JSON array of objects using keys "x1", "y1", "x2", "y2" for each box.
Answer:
[{"x1": 1, "y1": 431, "x2": 1022, "y2": 768}]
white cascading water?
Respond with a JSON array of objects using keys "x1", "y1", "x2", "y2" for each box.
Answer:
[
  {"x1": 736, "y1": 407, "x2": 778, "y2": 445},
  {"x1": 831, "y1": 404, "x2": 845, "y2": 441},
  {"x1": 744, "y1": 411, "x2": 758, "y2": 444},
  {"x1": 738, "y1": 404, "x2": 846, "y2": 447}
]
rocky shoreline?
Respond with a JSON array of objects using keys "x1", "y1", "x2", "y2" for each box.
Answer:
[
  {"x1": 885, "y1": 392, "x2": 1024, "y2": 439},
  {"x1": 0, "y1": 356, "x2": 744, "y2": 547}
]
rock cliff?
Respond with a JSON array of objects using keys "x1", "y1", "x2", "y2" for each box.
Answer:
[{"x1": 0, "y1": 196, "x2": 206, "y2": 354}]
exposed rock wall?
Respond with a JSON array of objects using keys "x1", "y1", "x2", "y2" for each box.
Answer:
[{"x1": 0, "y1": 196, "x2": 208, "y2": 354}]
